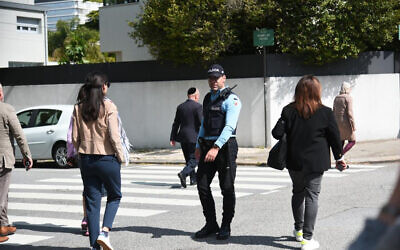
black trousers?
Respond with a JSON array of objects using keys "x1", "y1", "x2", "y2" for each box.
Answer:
[
  {"x1": 196, "y1": 138, "x2": 238, "y2": 225},
  {"x1": 180, "y1": 142, "x2": 197, "y2": 178}
]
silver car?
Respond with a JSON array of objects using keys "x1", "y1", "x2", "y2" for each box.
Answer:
[{"x1": 15, "y1": 105, "x2": 74, "y2": 167}]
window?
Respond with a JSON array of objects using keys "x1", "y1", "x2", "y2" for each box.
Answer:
[
  {"x1": 8, "y1": 62, "x2": 43, "y2": 67},
  {"x1": 17, "y1": 110, "x2": 33, "y2": 128},
  {"x1": 17, "y1": 16, "x2": 41, "y2": 33},
  {"x1": 34, "y1": 110, "x2": 62, "y2": 127}
]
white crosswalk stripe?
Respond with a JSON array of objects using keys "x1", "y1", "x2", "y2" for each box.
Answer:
[{"x1": 4, "y1": 163, "x2": 385, "y2": 246}]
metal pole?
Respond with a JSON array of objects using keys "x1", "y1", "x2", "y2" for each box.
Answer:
[{"x1": 263, "y1": 46, "x2": 268, "y2": 147}]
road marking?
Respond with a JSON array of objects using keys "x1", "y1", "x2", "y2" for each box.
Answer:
[
  {"x1": 9, "y1": 192, "x2": 200, "y2": 206},
  {"x1": 39, "y1": 178, "x2": 287, "y2": 190},
  {"x1": 5, "y1": 233, "x2": 52, "y2": 245},
  {"x1": 8, "y1": 202, "x2": 167, "y2": 217},
  {"x1": 10, "y1": 184, "x2": 251, "y2": 198},
  {"x1": 9, "y1": 215, "x2": 80, "y2": 228}
]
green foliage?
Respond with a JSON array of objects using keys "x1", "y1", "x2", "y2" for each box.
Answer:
[
  {"x1": 48, "y1": 18, "x2": 115, "y2": 64},
  {"x1": 130, "y1": 0, "x2": 400, "y2": 65},
  {"x1": 84, "y1": 10, "x2": 99, "y2": 30},
  {"x1": 275, "y1": 0, "x2": 400, "y2": 64}
]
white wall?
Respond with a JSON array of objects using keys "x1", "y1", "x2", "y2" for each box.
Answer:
[
  {"x1": 269, "y1": 74, "x2": 400, "y2": 144},
  {"x1": 0, "y1": 8, "x2": 46, "y2": 68},
  {"x1": 99, "y1": 2, "x2": 153, "y2": 62},
  {"x1": 2, "y1": 74, "x2": 399, "y2": 148}
]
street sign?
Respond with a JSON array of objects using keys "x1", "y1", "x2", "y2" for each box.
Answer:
[{"x1": 253, "y1": 29, "x2": 274, "y2": 47}]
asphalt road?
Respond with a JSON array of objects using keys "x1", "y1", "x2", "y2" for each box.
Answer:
[{"x1": 1, "y1": 162, "x2": 398, "y2": 250}]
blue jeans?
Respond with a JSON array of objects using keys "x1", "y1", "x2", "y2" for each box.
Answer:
[{"x1": 80, "y1": 154, "x2": 122, "y2": 248}]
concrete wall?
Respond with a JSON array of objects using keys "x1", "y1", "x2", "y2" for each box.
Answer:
[
  {"x1": 0, "y1": 8, "x2": 46, "y2": 68},
  {"x1": 269, "y1": 74, "x2": 400, "y2": 144},
  {"x1": 99, "y1": 2, "x2": 154, "y2": 62},
  {"x1": 2, "y1": 74, "x2": 399, "y2": 148}
]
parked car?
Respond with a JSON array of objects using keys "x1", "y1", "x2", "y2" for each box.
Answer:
[{"x1": 14, "y1": 105, "x2": 74, "y2": 168}]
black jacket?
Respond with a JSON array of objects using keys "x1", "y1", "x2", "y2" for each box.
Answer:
[
  {"x1": 170, "y1": 99, "x2": 203, "y2": 144},
  {"x1": 272, "y1": 104, "x2": 343, "y2": 172}
]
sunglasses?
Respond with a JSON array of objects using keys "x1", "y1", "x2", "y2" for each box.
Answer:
[{"x1": 106, "y1": 82, "x2": 110, "y2": 88}]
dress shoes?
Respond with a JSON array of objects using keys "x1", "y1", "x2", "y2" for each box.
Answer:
[
  {"x1": 0, "y1": 225, "x2": 16, "y2": 236},
  {"x1": 0, "y1": 236, "x2": 8, "y2": 243},
  {"x1": 177, "y1": 173, "x2": 187, "y2": 188},
  {"x1": 194, "y1": 222, "x2": 219, "y2": 238},
  {"x1": 216, "y1": 224, "x2": 231, "y2": 240}
]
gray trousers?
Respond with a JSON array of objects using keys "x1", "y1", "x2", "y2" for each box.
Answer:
[
  {"x1": 0, "y1": 167, "x2": 12, "y2": 226},
  {"x1": 289, "y1": 169, "x2": 323, "y2": 240}
]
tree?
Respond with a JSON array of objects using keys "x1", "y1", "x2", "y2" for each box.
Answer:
[
  {"x1": 48, "y1": 19, "x2": 115, "y2": 64},
  {"x1": 84, "y1": 10, "x2": 99, "y2": 30},
  {"x1": 130, "y1": 0, "x2": 400, "y2": 65},
  {"x1": 275, "y1": 0, "x2": 400, "y2": 64}
]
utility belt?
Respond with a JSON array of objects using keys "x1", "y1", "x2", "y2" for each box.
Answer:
[{"x1": 198, "y1": 137, "x2": 236, "y2": 153}]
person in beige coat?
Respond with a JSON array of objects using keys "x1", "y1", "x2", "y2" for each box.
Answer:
[
  {"x1": 333, "y1": 82, "x2": 356, "y2": 155},
  {"x1": 72, "y1": 72, "x2": 124, "y2": 250},
  {"x1": 0, "y1": 83, "x2": 32, "y2": 243}
]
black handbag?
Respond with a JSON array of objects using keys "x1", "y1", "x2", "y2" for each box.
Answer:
[{"x1": 267, "y1": 132, "x2": 287, "y2": 170}]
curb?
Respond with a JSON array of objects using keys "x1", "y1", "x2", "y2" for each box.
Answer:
[{"x1": 131, "y1": 158, "x2": 400, "y2": 166}]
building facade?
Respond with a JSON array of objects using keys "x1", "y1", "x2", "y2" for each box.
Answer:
[
  {"x1": 35, "y1": 0, "x2": 102, "y2": 31},
  {"x1": 99, "y1": 1, "x2": 153, "y2": 62},
  {"x1": 0, "y1": 0, "x2": 48, "y2": 68}
]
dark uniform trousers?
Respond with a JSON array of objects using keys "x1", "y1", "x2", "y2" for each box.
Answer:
[{"x1": 196, "y1": 137, "x2": 238, "y2": 225}]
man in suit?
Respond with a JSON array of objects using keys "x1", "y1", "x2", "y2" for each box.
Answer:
[
  {"x1": 170, "y1": 87, "x2": 202, "y2": 188},
  {"x1": 0, "y1": 83, "x2": 32, "y2": 243}
]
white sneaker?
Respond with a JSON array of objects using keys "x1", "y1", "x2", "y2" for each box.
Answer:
[
  {"x1": 301, "y1": 238, "x2": 320, "y2": 250},
  {"x1": 96, "y1": 231, "x2": 113, "y2": 250},
  {"x1": 293, "y1": 229, "x2": 303, "y2": 242}
]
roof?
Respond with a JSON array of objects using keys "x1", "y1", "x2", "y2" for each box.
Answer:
[
  {"x1": 0, "y1": 1, "x2": 48, "y2": 12},
  {"x1": 17, "y1": 105, "x2": 74, "y2": 113}
]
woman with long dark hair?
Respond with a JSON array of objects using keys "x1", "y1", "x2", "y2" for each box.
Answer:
[
  {"x1": 272, "y1": 75, "x2": 345, "y2": 250},
  {"x1": 72, "y1": 71, "x2": 123, "y2": 250}
]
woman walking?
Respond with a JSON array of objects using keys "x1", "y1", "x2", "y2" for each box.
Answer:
[
  {"x1": 333, "y1": 82, "x2": 356, "y2": 155},
  {"x1": 272, "y1": 75, "x2": 345, "y2": 250},
  {"x1": 72, "y1": 71, "x2": 124, "y2": 250}
]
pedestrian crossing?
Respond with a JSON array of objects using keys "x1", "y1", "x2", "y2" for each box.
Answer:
[{"x1": 3, "y1": 163, "x2": 386, "y2": 246}]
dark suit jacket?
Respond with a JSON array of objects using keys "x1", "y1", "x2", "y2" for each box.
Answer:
[
  {"x1": 170, "y1": 99, "x2": 202, "y2": 144},
  {"x1": 272, "y1": 104, "x2": 342, "y2": 173}
]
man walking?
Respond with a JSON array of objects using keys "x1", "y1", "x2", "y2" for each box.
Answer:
[
  {"x1": 0, "y1": 83, "x2": 32, "y2": 243},
  {"x1": 170, "y1": 87, "x2": 202, "y2": 188},
  {"x1": 194, "y1": 64, "x2": 241, "y2": 240}
]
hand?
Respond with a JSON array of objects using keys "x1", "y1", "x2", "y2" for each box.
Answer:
[
  {"x1": 23, "y1": 157, "x2": 33, "y2": 171},
  {"x1": 170, "y1": 141, "x2": 176, "y2": 146},
  {"x1": 335, "y1": 159, "x2": 347, "y2": 171},
  {"x1": 204, "y1": 147, "x2": 219, "y2": 162},
  {"x1": 195, "y1": 148, "x2": 201, "y2": 161}
]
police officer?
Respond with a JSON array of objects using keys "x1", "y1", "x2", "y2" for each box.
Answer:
[{"x1": 194, "y1": 64, "x2": 241, "y2": 240}]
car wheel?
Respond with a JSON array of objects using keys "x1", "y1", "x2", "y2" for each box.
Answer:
[{"x1": 52, "y1": 142, "x2": 68, "y2": 168}]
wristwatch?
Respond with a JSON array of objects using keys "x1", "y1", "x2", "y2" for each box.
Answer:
[
  {"x1": 212, "y1": 144, "x2": 220, "y2": 149},
  {"x1": 380, "y1": 204, "x2": 400, "y2": 217}
]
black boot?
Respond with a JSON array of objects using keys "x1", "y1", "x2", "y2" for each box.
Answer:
[
  {"x1": 216, "y1": 223, "x2": 231, "y2": 240},
  {"x1": 194, "y1": 222, "x2": 219, "y2": 238},
  {"x1": 177, "y1": 172, "x2": 187, "y2": 188}
]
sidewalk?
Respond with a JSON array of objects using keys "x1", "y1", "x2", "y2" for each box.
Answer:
[{"x1": 130, "y1": 139, "x2": 400, "y2": 166}]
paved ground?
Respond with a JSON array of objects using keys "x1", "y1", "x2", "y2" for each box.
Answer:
[
  {"x1": 1, "y1": 162, "x2": 398, "y2": 250},
  {"x1": 131, "y1": 139, "x2": 400, "y2": 165}
]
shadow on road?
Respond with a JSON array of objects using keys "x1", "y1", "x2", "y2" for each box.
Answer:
[
  {"x1": 11, "y1": 223, "x2": 81, "y2": 236},
  {"x1": 114, "y1": 225, "x2": 297, "y2": 249},
  {"x1": 14, "y1": 162, "x2": 75, "y2": 170},
  {"x1": 114, "y1": 225, "x2": 192, "y2": 238}
]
